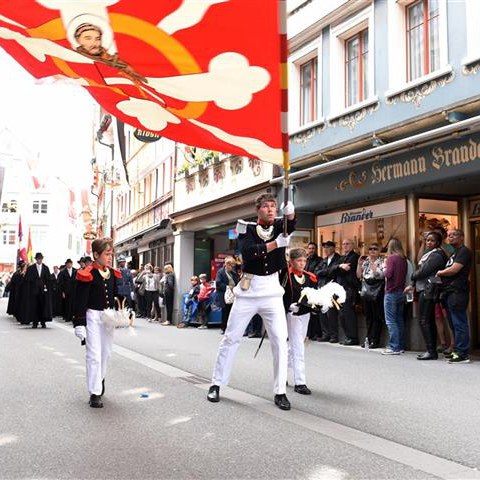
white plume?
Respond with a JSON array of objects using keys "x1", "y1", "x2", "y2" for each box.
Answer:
[{"x1": 299, "y1": 282, "x2": 346, "y2": 313}]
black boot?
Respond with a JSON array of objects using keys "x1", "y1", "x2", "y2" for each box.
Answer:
[
  {"x1": 32, "y1": 323, "x2": 38, "y2": 329},
  {"x1": 207, "y1": 385, "x2": 220, "y2": 402},
  {"x1": 89, "y1": 394, "x2": 103, "y2": 408},
  {"x1": 41, "y1": 322, "x2": 46, "y2": 328},
  {"x1": 419, "y1": 317, "x2": 438, "y2": 360},
  {"x1": 274, "y1": 394, "x2": 291, "y2": 410}
]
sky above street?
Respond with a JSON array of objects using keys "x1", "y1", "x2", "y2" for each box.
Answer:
[{"x1": 0, "y1": 48, "x2": 97, "y2": 188}]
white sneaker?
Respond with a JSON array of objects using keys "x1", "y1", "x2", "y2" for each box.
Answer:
[{"x1": 382, "y1": 349, "x2": 401, "y2": 355}]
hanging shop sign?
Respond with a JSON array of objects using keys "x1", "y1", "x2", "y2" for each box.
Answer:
[
  {"x1": 133, "y1": 129, "x2": 161, "y2": 143},
  {"x1": 83, "y1": 231, "x2": 97, "y2": 240}
]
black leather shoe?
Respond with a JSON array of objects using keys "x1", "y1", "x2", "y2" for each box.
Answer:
[
  {"x1": 89, "y1": 394, "x2": 103, "y2": 408},
  {"x1": 294, "y1": 385, "x2": 312, "y2": 395},
  {"x1": 101, "y1": 379, "x2": 105, "y2": 396},
  {"x1": 32, "y1": 323, "x2": 38, "y2": 329},
  {"x1": 41, "y1": 323, "x2": 46, "y2": 328},
  {"x1": 318, "y1": 336, "x2": 330, "y2": 342},
  {"x1": 341, "y1": 338, "x2": 359, "y2": 346},
  {"x1": 329, "y1": 337, "x2": 338, "y2": 343},
  {"x1": 274, "y1": 394, "x2": 291, "y2": 410},
  {"x1": 207, "y1": 385, "x2": 220, "y2": 403},
  {"x1": 417, "y1": 352, "x2": 438, "y2": 360}
]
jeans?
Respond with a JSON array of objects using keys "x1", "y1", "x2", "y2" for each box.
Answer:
[
  {"x1": 445, "y1": 295, "x2": 470, "y2": 356},
  {"x1": 384, "y1": 292, "x2": 405, "y2": 352}
]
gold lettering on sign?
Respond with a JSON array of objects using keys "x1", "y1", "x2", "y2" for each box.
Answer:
[
  {"x1": 371, "y1": 157, "x2": 426, "y2": 184},
  {"x1": 432, "y1": 139, "x2": 480, "y2": 170}
]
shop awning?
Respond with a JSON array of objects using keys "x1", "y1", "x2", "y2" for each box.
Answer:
[{"x1": 114, "y1": 219, "x2": 171, "y2": 249}]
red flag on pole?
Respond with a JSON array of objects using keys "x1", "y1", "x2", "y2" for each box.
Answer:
[
  {"x1": 0, "y1": 1, "x2": 287, "y2": 166},
  {"x1": 17, "y1": 215, "x2": 27, "y2": 263}
]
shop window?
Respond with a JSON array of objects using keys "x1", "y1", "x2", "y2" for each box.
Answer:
[
  {"x1": 299, "y1": 57, "x2": 318, "y2": 126},
  {"x1": 345, "y1": 29, "x2": 369, "y2": 107},
  {"x1": 418, "y1": 198, "x2": 458, "y2": 237},
  {"x1": 316, "y1": 200, "x2": 407, "y2": 256},
  {"x1": 406, "y1": 0, "x2": 440, "y2": 81}
]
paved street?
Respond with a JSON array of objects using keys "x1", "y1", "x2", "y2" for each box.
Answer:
[{"x1": 1, "y1": 298, "x2": 480, "y2": 480}]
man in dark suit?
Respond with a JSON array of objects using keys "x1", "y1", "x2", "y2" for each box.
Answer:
[
  {"x1": 58, "y1": 258, "x2": 77, "y2": 322},
  {"x1": 24, "y1": 252, "x2": 52, "y2": 328},
  {"x1": 315, "y1": 241, "x2": 341, "y2": 342},
  {"x1": 333, "y1": 239, "x2": 360, "y2": 345},
  {"x1": 50, "y1": 266, "x2": 63, "y2": 317}
]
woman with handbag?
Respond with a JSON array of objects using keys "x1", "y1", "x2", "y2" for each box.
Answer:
[
  {"x1": 357, "y1": 243, "x2": 385, "y2": 349},
  {"x1": 214, "y1": 257, "x2": 240, "y2": 334},
  {"x1": 405, "y1": 231, "x2": 447, "y2": 360}
]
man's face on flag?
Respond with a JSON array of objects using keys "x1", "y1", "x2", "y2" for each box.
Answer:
[{"x1": 77, "y1": 29, "x2": 102, "y2": 55}]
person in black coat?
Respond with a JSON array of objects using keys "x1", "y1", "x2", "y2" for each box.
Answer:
[
  {"x1": 50, "y1": 266, "x2": 63, "y2": 317},
  {"x1": 58, "y1": 259, "x2": 77, "y2": 322},
  {"x1": 280, "y1": 248, "x2": 317, "y2": 395},
  {"x1": 215, "y1": 257, "x2": 240, "y2": 333},
  {"x1": 406, "y1": 231, "x2": 447, "y2": 360},
  {"x1": 332, "y1": 239, "x2": 360, "y2": 345},
  {"x1": 6, "y1": 262, "x2": 24, "y2": 316},
  {"x1": 73, "y1": 238, "x2": 121, "y2": 408},
  {"x1": 305, "y1": 242, "x2": 322, "y2": 341},
  {"x1": 161, "y1": 264, "x2": 175, "y2": 325},
  {"x1": 314, "y1": 241, "x2": 341, "y2": 342},
  {"x1": 23, "y1": 252, "x2": 52, "y2": 328}
]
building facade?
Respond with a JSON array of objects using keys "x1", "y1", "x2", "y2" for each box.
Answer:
[
  {"x1": 112, "y1": 128, "x2": 174, "y2": 272},
  {"x1": 285, "y1": 0, "x2": 480, "y2": 348},
  {"x1": 0, "y1": 128, "x2": 86, "y2": 271}
]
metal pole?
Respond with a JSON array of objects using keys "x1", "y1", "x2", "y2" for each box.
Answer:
[{"x1": 110, "y1": 145, "x2": 114, "y2": 239}]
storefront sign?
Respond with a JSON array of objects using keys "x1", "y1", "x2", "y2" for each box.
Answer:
[
  {"x1": 296, "y1": 132, "x2": 480, "y2": 212},
  {"x1": 317, "y1": 200, "x2": 405, "y2": 227},
  {"x1": 337, "y1": 135, "x2": 480, "y2": 191}
]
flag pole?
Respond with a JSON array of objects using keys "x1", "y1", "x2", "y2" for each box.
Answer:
[{"x1": 279, "y1": 0, "x2": 290, "y2": 235}]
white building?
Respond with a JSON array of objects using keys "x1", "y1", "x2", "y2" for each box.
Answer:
[{"x1": 0, "y1": 128, "x2": 86, "y2": 272}]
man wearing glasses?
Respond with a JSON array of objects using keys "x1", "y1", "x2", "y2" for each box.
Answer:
[{"x1": 436, "y1": 229, "x2": 472, "y2": 364}]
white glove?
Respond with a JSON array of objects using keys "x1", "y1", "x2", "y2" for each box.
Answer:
[
  {"x1": 74, "y1": 326, "x2": 86, "y2": 341},
  {"x1": 289, "y1": 303, "x2": 299, "y2": 314},
  {"x1": 275, "y1": 234, "x2": 291, "y2": 248},
  {"x1": 280, "y1": 201, "x2": 295, "y2": 216},
  {"x1": 130, "y1": 291, "x2": 135, "y2": 300}
]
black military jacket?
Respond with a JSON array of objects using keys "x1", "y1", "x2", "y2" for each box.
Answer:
[
  {"x1": 73, "y1": 266, "x2": 120, "y2": 327},
  {"x1": 239, "y1": 218, "x2": 295, "y2": 276}
]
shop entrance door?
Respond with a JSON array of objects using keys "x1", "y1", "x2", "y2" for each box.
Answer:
[{"x1": 470, "y1": 222, "x2": 480, "y2": 350}]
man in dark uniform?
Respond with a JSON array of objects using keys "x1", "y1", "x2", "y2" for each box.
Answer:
[
  {"x1": 59, "y1": 258, "x2": 77, "y2": 322},
  {"x1": 50, "y1": 266, "x2": 62, "y2": 317},
  {"x1": 24, "y1": 252, "x2": 52, "y2": 328},
  {"x1": 207, "y1": 193, "x2": 295, "y2": 410},
  {"x1": 305, "y1": 242, "x2": 322, "y2": 341},
  {"x1": 315, "y1": 241, "x2": 341, "y2": 342},
  {"x1": 333, "y1": 239, "x2": 360, "y2": 345}
]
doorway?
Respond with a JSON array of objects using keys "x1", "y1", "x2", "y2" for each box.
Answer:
[{"x1": 470, "y1": 221, "x2": 480, "y2": 350}]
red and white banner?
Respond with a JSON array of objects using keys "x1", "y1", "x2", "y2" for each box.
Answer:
[{"x1": 0, "y1": 1, "x2": 286, "y2": 165}]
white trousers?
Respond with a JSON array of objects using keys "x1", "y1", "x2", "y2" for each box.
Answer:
[
  {"x1": 212, "y1": 295, "x2": 288, "y2": 395},
  {"x1": 286, "y1": 312, "x2": 310, "y2": 386},
  {"x1": 85, "y1": 309, "x2": 114, "y2": 395}
]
